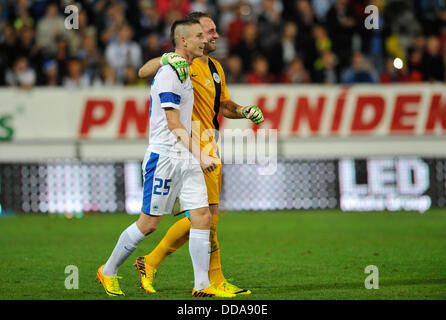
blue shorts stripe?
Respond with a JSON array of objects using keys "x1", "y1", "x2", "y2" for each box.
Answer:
[
  {"x1": 142, "y1": 152, "x2": 160, "y2": 214},
  {"x1": 159, "y1": 92, "x2": 181, "y2": 105}
]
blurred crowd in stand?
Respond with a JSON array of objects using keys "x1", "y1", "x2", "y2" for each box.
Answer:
[{"x1": 1, "y1": 0, "x2": 445, "y2": 89}]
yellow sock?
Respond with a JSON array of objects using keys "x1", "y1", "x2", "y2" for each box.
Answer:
[
  {"x1": 145, "y1": 217, "x2": 190, "y2": 269},
  {"x1": 209, "y1": 214, "x2": 225, "y2": 286}
]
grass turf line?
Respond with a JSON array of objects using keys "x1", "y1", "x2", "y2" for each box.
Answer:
[{"x1": 0, "y1": 209, "x2": 445, "y2": 300}]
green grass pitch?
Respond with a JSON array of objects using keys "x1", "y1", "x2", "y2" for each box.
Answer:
[{"x1": 0, "y1": 209, "x2": 445, "y2": 300}]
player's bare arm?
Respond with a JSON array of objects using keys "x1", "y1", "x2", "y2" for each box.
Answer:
[
  {"x1": 165, "y1": 107, "x2": 217, "y2": 173},
  {"x1": 220, "y1": 100, "x2": 265, "y2": 124},
  {"x1": 138, "y1": 56, "x2": 162, "y2": 78},
  {"x1": 220, "y1": 100, "x2": 244, "y2": 119}
]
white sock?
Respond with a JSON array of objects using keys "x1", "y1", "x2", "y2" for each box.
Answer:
[
  {"x1": 189, "y1": 228, "x2": 211, "y2": 290},
  {"x1": 103, "y1": 222, "x2": 146, "y2": 277}
]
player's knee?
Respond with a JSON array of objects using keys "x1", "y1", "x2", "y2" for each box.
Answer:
[
  {"x1": 198, "y1": 210, "x2": 212, "y2": 226},
  {"x1": 189, "y1": 207, "x2": 212, "y2": 229}
]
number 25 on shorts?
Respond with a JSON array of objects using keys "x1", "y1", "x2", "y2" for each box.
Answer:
[{"x1": 153, "y1": 178, "x2": 172, "y2": 195}]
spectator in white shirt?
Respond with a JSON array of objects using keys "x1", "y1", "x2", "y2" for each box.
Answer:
[
  {"x1": 63, "y1": 58, "x2": 90, "y2": 88},
  {"x1": 5, "y1": 56, "x2": 36, "y2": 89},
  {"x1": 105, "y1": 24, "x2": 142, "y2": 84}
]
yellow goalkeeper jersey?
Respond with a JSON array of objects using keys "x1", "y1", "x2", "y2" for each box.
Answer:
[{"x1": 190, "y1": 56, "x2": 230, "y2": 157}]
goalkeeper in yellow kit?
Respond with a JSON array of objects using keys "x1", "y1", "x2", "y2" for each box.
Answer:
[{"x1": 136, "y1": 12, "x2": 264, "y2": 295}]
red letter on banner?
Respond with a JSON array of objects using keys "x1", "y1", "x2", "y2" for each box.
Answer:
[
  {"x1": 79, "y1": 99, "x2": 114, "y2": 138},
  {"x1": 390, "y1": 95, "x2": 421, "y2": 133},
  {"x1": 292, "y1": 96, "x2": 326, "y2": 135},
  {"x1": 252, "y1": 96, "x2": 286, "y2": 132},
  {"x1": 118, "y1": 99, "x2": 150, "y2": 138},
  {"x1": 425, "y1": 94, "x2": 446, "y2": 134},
  {"x1": 351, "y1": 95, "x2": 385, "y2": 133},
  {"x1": 330, "y1": 87, "x2": 349, "y2": 135}
]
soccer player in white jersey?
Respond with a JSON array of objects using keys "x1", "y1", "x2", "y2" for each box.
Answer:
[{"x1": 96, "y1": 17, "x2": 235, "y2": 298}]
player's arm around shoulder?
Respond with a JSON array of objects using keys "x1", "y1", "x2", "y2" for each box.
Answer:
[
  {"x1": 138, "y1": 56, "x2": 163, "y2": 78},
  {"x1": 138, "y1": 53, "x2": 189, "y2": 82}
]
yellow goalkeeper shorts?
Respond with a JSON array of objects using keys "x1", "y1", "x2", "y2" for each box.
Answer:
[{"x1": 203, "y1": 163, "x2": 222, "y2": 205}]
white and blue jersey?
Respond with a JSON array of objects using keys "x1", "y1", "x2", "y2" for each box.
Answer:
[
  {"x1": 141, "y1": 65, "x2": 208, "y2": 216},
  {"x1": 147, "y1": 65, "x2": 194, "y2": 158}
]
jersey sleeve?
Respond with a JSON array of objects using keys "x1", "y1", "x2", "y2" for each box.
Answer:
[{"x1": 156, "y1": 68, "x2": 182, "y2": 109}]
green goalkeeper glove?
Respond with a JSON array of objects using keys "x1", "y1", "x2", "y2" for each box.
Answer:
[
  {"x1": 241, "y1": 105, "x2": 264, "y2": 124},
  {"x1": 160, "y1": 52, "x2": 189, "y2": 82}
]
